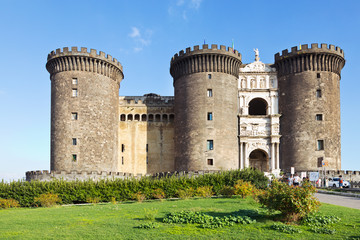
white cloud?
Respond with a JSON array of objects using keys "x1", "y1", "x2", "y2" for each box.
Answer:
[
  {"x1": 190, "y1": 0, "x2": 202, "y2": 9},
  {"x1": 129, "y1": 27, "x2": 141, "y2": 38},
  {"x1": 128, "y1": 27, "x2": 153, "y2": 53}
]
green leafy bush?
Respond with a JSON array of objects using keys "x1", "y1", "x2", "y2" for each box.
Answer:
[
  {"x1": 234, "y1": 180, "x2": 255, "y2": 198},
  {"x1": 302, "y1": 214, "x2": 341, "y2": 227},
  {"x1": 34, "y1": 193, "x2": 61, "y2": 207},
  {"x1": 0, "y1": 198, "x2": 20, "y2": 209},
  {"x1": 195, "y1": 186, "x2": 213, "y2": 198},
  {"x1": 176, "y1": 187, "x2": 194, "y2": 200},
  {"x1": 143, "y1": 208, "x2": 158, "y2": 221},
  {"x1": 163, "y1": 210, "x2": 256, "y2": 229},
  {"x1": 0, "y1": 169, "x2": 268, "y2": 207},
  {"x1": 136, "y1": 222, "x2": 159, "y2": 229},
  {"x1": 219, "y1": 186, "x2": 235, "y2": 197},
  {"x1": 271, "y1": 223, "x2": 301, "y2": 234},
  {"x1": 311, "y1": 227, "x2": 336, "y2": 234},
  {"x1": 152, "y1": 188, "x2": 166, "y2": 200},
  {"x1": 86, "y1": 197, "x2": 100, "y2": 204},
  {"x1": 258, "y1": 180, "x2": 320, "y2": 222},
  {"x1": 132, "y1": 192, "x2": 146, "y2": 202}
]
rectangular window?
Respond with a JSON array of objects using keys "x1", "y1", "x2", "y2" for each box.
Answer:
[
  {"x1": 121, "y1": 144, "x2": 125, "y2": 152},
  {"x1": 208, "y1": 74, "x2": 212, "y2": 79},
  {"x1": 146, "y1": 144, "x2": 148, "y2": 152},
  {"x1": 72, "y1": 154, "x2": 77, "y2": 162},
  {"x1": 317, "y1": 140, "x2": 324, "y2": 150},
  {"x1": 207, "y1": 112, "x2": 213, "y2": 121},
  {"x1": 71, "y1": 112, "x2": 78, "y2": 120},
  {"x1": 207, "y1": 89, "x2": 213, "y2": 97},
  {"x1": 317, "y1": 73, "x2": 321, "y2": 78},
  {"x1": 317, "y1": 157, "x2": 324, "y2": 167},
  {"x1": 207, "y1": 140, "x2": 214, "y2": 150},
  {"x1": 207, "y1": 159, "x2": 213, "y2": 165},
  {"x1": 72, "y1": 138, "x2": 77, "y2": 145},
  {"x1": 72, "y1": 78, "x2": 78, "y2": 85},
  {"x1": 316, "y1": 89, "x2": 322, "y2": 98},
  {"x1": 316, "y1": 114, "x2": 323, "y2": 121},
  {"x1": 72, "y1": 89, "x2": 78, "y2": 97}
]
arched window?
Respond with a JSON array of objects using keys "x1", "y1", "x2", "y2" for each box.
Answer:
[
  {"x1": 141, "y1": 114, "x2": 147, "y2": 121},
  {"x1": 120, "y1": 114, "x2": 126, "y2": 121},
  {"x1": 134, "y1": 114, "x2": 140, "y2": 121},
  {"x1": 155, "y1": 114, "x2": 161, "y2": 122},
  {"x1": 148, "y1": 114, "x2": 154, "y2": 122},
  {"x1": 248, "y1": 98, "x2": 267, "y2": 116},
  {"x1": 162, "y1": 114, "x2": 168, "y2": 121},
  {"x1": 127, "y1": 114, "x2": 133, "y2": 121}
]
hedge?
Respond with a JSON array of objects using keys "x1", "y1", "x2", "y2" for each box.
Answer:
[{"x1": 0, "y1": 168, "x2": 268, "y2": 207}]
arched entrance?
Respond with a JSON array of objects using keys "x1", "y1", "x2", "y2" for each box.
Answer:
[{"x1": 249, "y1": 149, "x2": 269, "y2": 172}]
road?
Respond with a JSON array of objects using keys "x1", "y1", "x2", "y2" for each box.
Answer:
[{"x1": 315, "y1": 193, "x2": 360, "y2": 210}]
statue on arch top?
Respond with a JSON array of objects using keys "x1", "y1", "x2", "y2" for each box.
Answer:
[{"x1": 254, "y1": 48, "x2": 260, "y2": 62}]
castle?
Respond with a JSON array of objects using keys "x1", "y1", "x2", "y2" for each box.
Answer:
[{"x1": 26, "y1": 43, "x2": 347, "y2": 181}]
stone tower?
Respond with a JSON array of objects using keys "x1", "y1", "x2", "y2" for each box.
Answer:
[
  {"x1": 274, "y1": 43, "x2": 345, "y2": 171},
  {"x1": 46, "y1": 47, "x2": 124, "y2": 172},
  {"x1": 170, "y1": 44, "x2": 242, "y2": 171}
]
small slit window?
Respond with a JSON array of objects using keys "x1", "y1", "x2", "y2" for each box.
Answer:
[
  {"x1": 316, "y1": 114, "x2": 323, "y2": 121},
  {"x1": 208, "y1": 74, "x2": 212, "y2": 79},
  {"x1": 316, "y1": 89, "x2": 322, "y2": 98},
  {"x1": 317, "y1": 140, "x2": 324, "y2": 150},
  {"x1": 122, "y1": 156, "x2": 124, "y2": 165},
  {"x1": 317, "y1": 73, "x2": 321, "y2": 78},
  {"x1": 72, "y1": 138, "x2": 77, "y2": 145},
  {"x1": 72, "y1": 154, "x2": 77, "y2": 162},
  {"x1": 72, "y1": 89, "x2": 78, "y2": 97},
  {"x1": 121, "y1": 144, "x2": 125, "y2": 152},
  {"x1": 72, "y1": 78, "x2": 78, "y2": 85},
  {"x1": 146, "y1": 144, "x2": 148, "y2": 153},
  {"x1": 207, "y1": 159, "x2": 213, "y2": 166},
  {"x1": 207, "y1": 140, "x2": 214, "y2": 150},
  {"x1": 71, "y1": 112, "x2": 78, "y2": 120},
  {"x1": 207, "y1": 89, "x2": 213, "y2": 97},
  {"x1": 207, "y1": 112, "x2": 213, "y2": 121}
]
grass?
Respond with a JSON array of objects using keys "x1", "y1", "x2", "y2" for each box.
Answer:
[{"x1": 0, "y1": 197, "x2": 359, "y2": 240}]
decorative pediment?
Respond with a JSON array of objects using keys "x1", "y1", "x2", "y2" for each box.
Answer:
[{"x1": 240, "y1": 61, "x2": 276, "y2": 73}]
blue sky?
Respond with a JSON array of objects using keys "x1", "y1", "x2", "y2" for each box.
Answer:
[{"x1": 1, "y1": 0, "x2": 359, "y2": 181}]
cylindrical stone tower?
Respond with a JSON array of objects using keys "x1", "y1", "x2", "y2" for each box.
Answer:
[
  {"x1": 274, "y1": 43, "x2": 345, "y2": 171},
  {"x1": 46, "y1": 47, "x2": 124, "y2": 172},
  {"x1": 170, "y1": 44, "x2": 242, "y2": 171}
]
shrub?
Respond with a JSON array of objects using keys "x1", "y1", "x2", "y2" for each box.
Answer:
[
  {"x1": 132, "y1": 192, "x2": 146, "y2": 202},
  {"x1": 0, "y1": 198, "x2": 20, "y2": 209},
  {"x1": 234, "y1": 180, "x2": 256, "y2": 198},
  {"x1": 86, "y1": 197, "x2": 100, "y2": 204},
  {"x1": 143, "y1": 208, "x2": 158, "y2": 221},
  {"x1": 302, "y1": 214, "x2": 341, "y2": 227},
  {"x1": 195, "y1": 186, "x2": 213, "y2": 198},
  {"x1": 258, "y1": 180, "x2": 320, "y2": 222},
  {"x1": 136, "y1": 222, "x2": 159, "y2": 229},
  {"x1": 176, "y1": 187, "x2": 195, "y2": 200},
  {"x1": 311, "y1": 227, "x2": 336, "y2": 234},
  {"x1": 34, "y1": 193, "x2": 61, "y2": 207},
  {"x1": 152, "y1": 188, "x2": 166, "y2": 200},
  {"x1": 271, "y1": 223, "x2": 301, "y2": 234},
  {"x1": 110, "y1": 197, "x2": 117, "y2": 204},
  {"x1": 219, "y1": 186, "x2": 235, "y2": 197}
]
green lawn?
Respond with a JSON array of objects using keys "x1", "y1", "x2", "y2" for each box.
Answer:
[{"x1": 0, "y1": 197, "x2": 359, "y2": 240}]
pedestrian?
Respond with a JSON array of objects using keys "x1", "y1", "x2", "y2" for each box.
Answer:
[
  {"x1": 293, "y1": 173, "x2": 300, "y2": 186},
  {"x1": 339, "y1": 175, "x2": 343, "y2": 188}
]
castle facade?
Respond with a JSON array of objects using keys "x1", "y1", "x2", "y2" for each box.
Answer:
[{"x1": 26, "y1": 43, "x2": 346, "y2": 181}]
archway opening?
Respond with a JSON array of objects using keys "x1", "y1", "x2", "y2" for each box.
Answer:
[
  {"x1": 249, "y1": 149, "x2": 269, "y2": 172},
  {"x1": 249, "y1": 98, "x2": 267, "y2": 115}
]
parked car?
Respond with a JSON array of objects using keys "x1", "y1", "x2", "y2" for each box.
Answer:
[{"x1": 328, "y1": 178, "x2": 350, "y2": 188}]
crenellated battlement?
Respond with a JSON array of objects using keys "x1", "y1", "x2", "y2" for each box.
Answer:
[
  {"x1": 119, "y1": 95, "x2": 175, "y2": 106},
  {"x1": 46, "y1": 47, "x2": 124, "y2": 82},
  {"x1": 274, "y1": 43, "x2": 345, "y2": 77},
  {"x1": 170, "y1": 44, "x2": 242, "y2": 80},
  {"x1": 275, "y1": 43, "x2": 344, "y2": 60},
  {"x1": 171, "y1": 44, "x2": 241, "y2": 62}
]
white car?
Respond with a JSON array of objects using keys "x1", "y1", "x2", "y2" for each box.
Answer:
[{"x1": 328, "y1": 178, "x2": 350, "y2": 188}]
